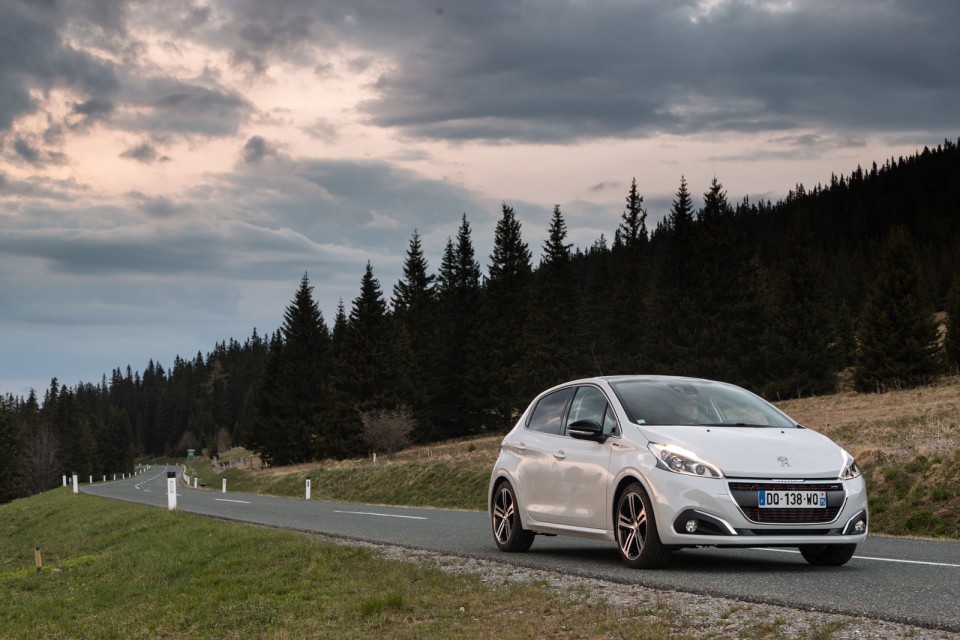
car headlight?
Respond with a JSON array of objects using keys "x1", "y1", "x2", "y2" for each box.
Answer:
[
  {"x1": 649, "y1": 443, "x2": 724, "y2": 478},
  {"x1": 839, "y1": 450, "x2": 861, "y2": 480}
]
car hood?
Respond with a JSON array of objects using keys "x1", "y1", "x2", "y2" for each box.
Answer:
[{"x1": 633, "y1": 424, "x2": 847, "y2": 479}]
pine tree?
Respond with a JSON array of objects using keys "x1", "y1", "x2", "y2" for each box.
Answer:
[
  {"x1": 249, "y1": 274, "x2": 332, "y2": 464},
  {"x1": 608, "y1": 180, "x2": 653, "y2": 372},
  {"x1": 391, "y1": 230, "x2": 438, "y2": 440},
  {"x1": 479, "y1": 204, "x2": 533, "y2": 429},
  {"x1": 693, "y1": 178, "x2": 765, "y2": 386},
  {"x1": 338, "y1": 262, "x2": 396, "y2": 414},
  {"x1": 0, "y1": 396, "x2": 26, "y2": 504},
  {"x1": 617, "y1": 178, "x2": 649, "y2": 249},
  {"x1": 854, "y1": 228, "x2": 943, "y2": 391},
  {"x1": 519, "y1": 205, "x2": 589, "y2": 396},
  {"x1": 434, "y1": 215, "x2": 484, "y2": 437},
  {"x1": 760, "y1": 215, "x2": 840, "y2": 398},
  {"x1": 647, "y1": 177, "x2": 701, "y2": 375}
]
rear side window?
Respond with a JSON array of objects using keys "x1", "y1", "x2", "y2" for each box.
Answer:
[{"x1": 526, "y1": 387, "x2": 574, "y2": 435}]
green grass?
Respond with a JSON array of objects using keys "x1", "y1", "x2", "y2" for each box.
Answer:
[
  {"x1": 0, "y1": 489, "x2": 852, "y2": 639},
  {"x1": 187, "y1": 455, "x2": 491, "y2": 511}
]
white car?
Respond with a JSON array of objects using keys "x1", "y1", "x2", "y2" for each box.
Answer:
[{"x1": 489, "y1": 376, "x2": 868, "y2": 568}]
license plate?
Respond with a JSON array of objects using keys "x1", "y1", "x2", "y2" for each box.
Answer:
[{"x1": 758, "y1": 490, "x2": 826, "y2": 508}]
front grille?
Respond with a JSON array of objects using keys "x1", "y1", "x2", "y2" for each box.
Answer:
[
  {"x1": 739, "y1": 506, "x2": 840, "y2": 523},
  {"x1": 728, "y1": 482, "x2": 842, "y2": 492},
  {"x1": 728, "y1": 482, "x2": 845, "y2": 525}
]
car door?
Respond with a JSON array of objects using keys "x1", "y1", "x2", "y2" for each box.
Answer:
[
  {"x1": 513, "y1": 386, "x2": 574, "y2": 523},
  {"x1": 551, "y1": 385, "x2": 616, "y2": 531}
]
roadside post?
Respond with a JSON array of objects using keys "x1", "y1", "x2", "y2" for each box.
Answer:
[
  {"x1": 72, "y1": 472, "x2": 78, "y2": 494},
  {"x1": 62, "y1": 475, "x2": 66, "y2": 487},
  {"x1": 35, "y1": 547, "x2": 42, "y2": 573},
  {"x1": 167, "y1": 471, "x2": 177, "y2": 511},
  {"x1": 306, "y1": 477, "x2": 311, "y2": 500},
  {"x1": 222, "y1": 478, "x2": 227, "y2": 493}
]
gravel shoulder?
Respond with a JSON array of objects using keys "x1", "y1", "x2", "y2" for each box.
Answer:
[{"x1": 330, "y1": 534, "x2": 960, "y2": 640}]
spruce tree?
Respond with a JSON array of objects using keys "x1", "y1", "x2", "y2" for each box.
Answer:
[
  {"x1": 692, "y1": 178, "x2": 765, "y2": 386},
  {"x1": 391, "y1": 230, "x2": 437, "y2": 439},
  {"x1": 480, "y1": 204, "x2": 533, "y2": 429},
  {"x1": 519, "y1": 205, "x2": 589, "y2": 396},
  {"x1": 760, "y1": 215, "x2": 840, "y2": 398},
  {"x1": 617, "y1": 178, "x2": 649, "y2": 249},
  {"x1": 338, "y1": 262, "x2": 396, "y2": 414},
  {"x1": 854, "y1": 228, "x2": 943, "y2": 391},
  {"x1": 249, "y1": 274, "x2": 332, "y2": 464},
  {"x1": 0, "y1": 396, "x2": 26, "y2": 504},
  {"x1": 648, "y1": 177, "x2": 701, "y2": 375},
  {"x1": 609, "y1": 180, "x2": 652, "y2": 372},
  {"x1": 434, "y1": 215, "x2": 483, "y2": 437}
]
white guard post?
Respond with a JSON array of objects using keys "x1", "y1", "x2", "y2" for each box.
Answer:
[
  {"x1": 167, "y1": 471, "x2": 177, "y2": 510},
  {"x1": 222, "y1": 478, "x2": 227, "y2": 493},
  {"x1": 72, "y1": 473, "x2": 78, "y2": 494},
  {"x1": 306, "y1": 477, "x2": 311, "y2": 500}
]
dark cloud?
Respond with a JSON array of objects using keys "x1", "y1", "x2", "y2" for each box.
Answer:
[
  {"x1": 228, "y1": 0, "x2": 956, "y2": 144},
  {"x1": 128, "y1": 192, "x2": 184, "y2": 218},
  {"x1": 242, "y1": 135, "x2": 273, "y2": 163},
  {"x1": 73, "y1": 98, "x2": 114, "y2": 117},
  {"x1": 119, "y1": 142, "x2": 170, "y2": 164},
  {"x1": 117, "y1": 77, "x2": 254, "y2": 138},
  {"x1": 13, "y1": 138, "x2": 40, "y2": 165},
  {"x1": 0, "y1": 2, "x2": 118, "y2": 130}
]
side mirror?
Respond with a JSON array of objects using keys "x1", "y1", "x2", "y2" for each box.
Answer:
[{"x1": 568, "y1": 419, "x2": 607, "y2": 442}]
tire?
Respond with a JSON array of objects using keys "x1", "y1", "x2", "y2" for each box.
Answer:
[
  {"x1": 491, "y1": 481, "x2": 535, "y2": 552},
  {"x1": 799, "y1": 544, "x2": 857, "y2": 566},
  {"x1": 615, "y1": 482, "x2": 671, "y2": 569}
]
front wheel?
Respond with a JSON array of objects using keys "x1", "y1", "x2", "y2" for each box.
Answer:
[
  {"x1": 799, "y1": 544, "x2": 857, "y2": 566},
  {"x1": 615, "y1": 482, "x2": 671, "y2": 569},
  {"x1": 491, "y1": 481, "x2": 535, "y2": 552}
]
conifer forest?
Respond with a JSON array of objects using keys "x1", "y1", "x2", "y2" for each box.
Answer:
[{"x1": 3, "y1": 140, "x2": 960, "y2": 503}]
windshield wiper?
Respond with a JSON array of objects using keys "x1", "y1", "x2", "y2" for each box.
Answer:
[{"x1": 700, "y1": 422, "x2": 772, "y2": 428}]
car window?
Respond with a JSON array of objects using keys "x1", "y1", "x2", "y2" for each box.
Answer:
[
  {"x1": 526, "y1": 387, "x2": 574, "y2": 435},
  {"x1": 565, "y1": 386, "x2": 617, "y2": 436},
  {"x1": 609, "y1": 378, "x2": 796, "y2": 428}
]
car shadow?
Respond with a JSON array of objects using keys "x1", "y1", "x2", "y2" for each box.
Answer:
[{"x1": 521, "y1": 540, "x2": 861, "y2": 576}]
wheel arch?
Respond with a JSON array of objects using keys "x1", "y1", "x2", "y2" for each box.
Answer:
[{"x1": 612, "y1": 472, "x2": 653, "y2": 529}]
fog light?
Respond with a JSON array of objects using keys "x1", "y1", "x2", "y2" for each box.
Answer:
[
  {"x1": 685, "y1": 519, "x2": 698, "y2": 533},
  {"x1": 854, "y1": 519, "x2": 865, "y2": 533}
]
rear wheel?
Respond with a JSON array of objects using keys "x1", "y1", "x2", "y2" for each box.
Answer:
[
  {"x1": 800, "y1": 544, "x2": 857, "y2": 566},
  {"x1": 491, "y1": 481, "x2": 535, "y2": 552},
  {"x1": 615, "y1": 482, "x2": 671, "y2": 569}
]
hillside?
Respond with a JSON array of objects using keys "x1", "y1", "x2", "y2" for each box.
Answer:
[{"x1": 186, "y1": 376, "x2": 960, "y2": 539}]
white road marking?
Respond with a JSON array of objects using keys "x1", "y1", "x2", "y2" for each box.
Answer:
[
  {"x1": 216, "y1": 498, "x2": 251, "y2": 504},
  {"x1": 759, "y1": 547, "x2": 960, "y2": 568},
  {"x1": 334, "y1": 510, "x2": 428, "y2": 521}
]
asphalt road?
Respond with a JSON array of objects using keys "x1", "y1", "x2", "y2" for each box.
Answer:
[{"x1": 82, "y1": 466, "x2": 960, "y2": 632}]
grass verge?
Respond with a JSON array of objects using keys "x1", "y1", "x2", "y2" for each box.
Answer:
[{"x1": 1, "y1": 489, "x2": 851, "y2": 639}]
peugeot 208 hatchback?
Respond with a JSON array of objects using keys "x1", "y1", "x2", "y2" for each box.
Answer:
[{"x1": 489, "y1": 376, "x2": 868, "y2": 568}]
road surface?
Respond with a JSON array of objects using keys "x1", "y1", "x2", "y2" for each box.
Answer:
[{"x1": 82, "y1": 466, "x2": 960, "y2": 632}]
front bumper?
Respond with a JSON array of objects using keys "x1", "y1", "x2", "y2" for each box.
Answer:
[{"x1": 647, "y1": 472, "x2": 869, "y2": 547}]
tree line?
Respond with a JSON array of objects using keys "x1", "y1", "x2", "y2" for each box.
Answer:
[{"x1": 3, "y1": 139, "x2": 960, "y2": 502}]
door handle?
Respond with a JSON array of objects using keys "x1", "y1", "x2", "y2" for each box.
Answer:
[{"x1": 554, "y1": 450, "x2": 566, "y2": 460}]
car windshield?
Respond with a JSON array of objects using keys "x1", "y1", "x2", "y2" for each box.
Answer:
[{"x1": 609, "y1": 378, "x2": 796, "y2": 428}]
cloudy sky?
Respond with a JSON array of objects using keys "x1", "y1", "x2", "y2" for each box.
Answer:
[{"x1": 1, "y1": 0, "x2": 957, "y2": 397}]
